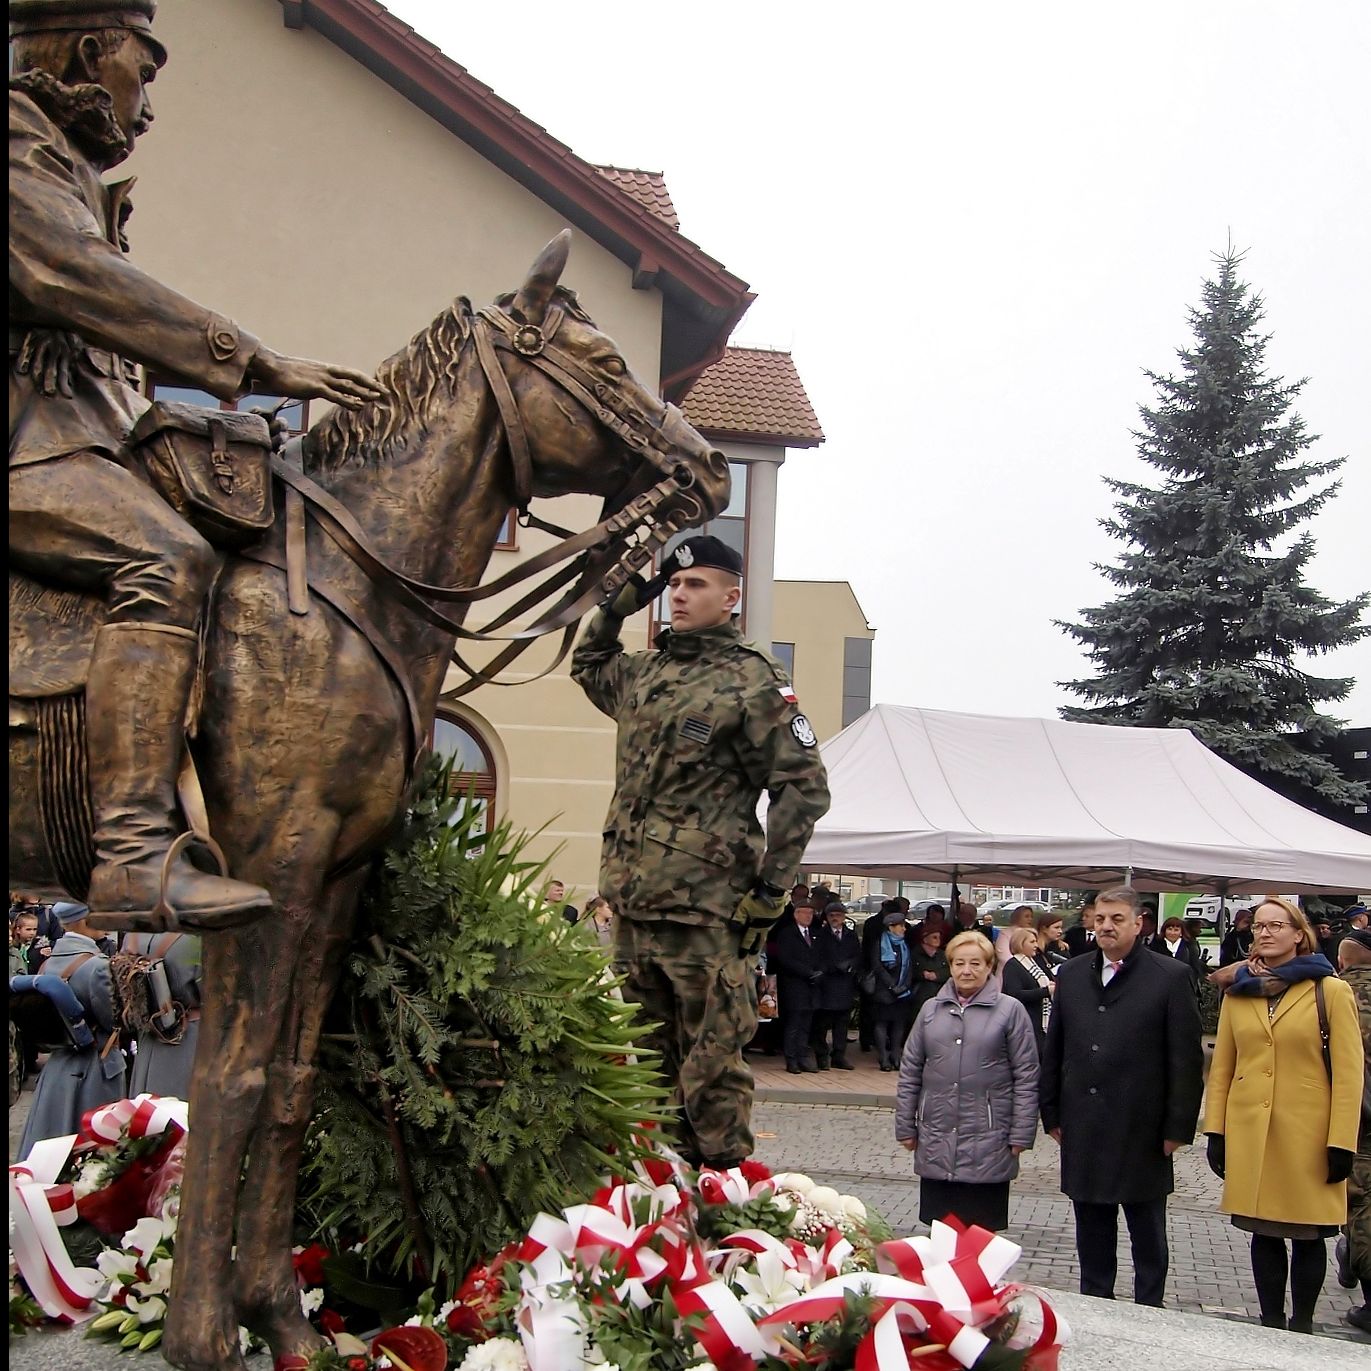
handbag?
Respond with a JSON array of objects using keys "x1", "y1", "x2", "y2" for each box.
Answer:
[
  {"x1": 130, "y1": 401, "x2": 275, "y2": 548},
  {"x1": 859, "y1": 969, "x2": 877, "y2": 997}
]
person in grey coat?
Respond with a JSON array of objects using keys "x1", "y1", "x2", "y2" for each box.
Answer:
[
  {"x1": 124, "y1": 931, "x2": 202, "y2": 1103},
  {"x1": 17, "y1": 901, "x2": 126, "y2": 1161},
  {"x1": 895, "y1": 929, "x2": 1040, "y2": 1232}
]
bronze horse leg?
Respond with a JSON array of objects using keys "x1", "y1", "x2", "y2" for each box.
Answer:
[{"x1": 232, "y1": 869, "x2": 370, "y2": 1356}]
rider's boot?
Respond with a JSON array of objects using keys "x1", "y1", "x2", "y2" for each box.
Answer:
[{"x1": 83, "y1": 622, "x2": 272, "y2": 933}]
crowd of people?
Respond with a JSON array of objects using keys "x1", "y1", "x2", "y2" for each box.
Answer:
[{"x1": 752, "y1": 885, "x2": 1371, "y2": 1335}]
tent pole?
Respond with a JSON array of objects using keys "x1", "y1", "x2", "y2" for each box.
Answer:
[
  {"x1": 1124, "y1": 866, "x2": 1134, "y2": 889},
  {"x1": 1216, "y1": 878, "x2": 1230, "y2": 942}
]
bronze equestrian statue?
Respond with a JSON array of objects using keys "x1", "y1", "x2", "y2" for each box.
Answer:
[{"x1": 9, "y1": 3, "x2": 729, "y2": 1366}]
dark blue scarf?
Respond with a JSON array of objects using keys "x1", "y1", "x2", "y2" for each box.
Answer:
[{"x1": 1228, "y1": 952, "x2": 1336, "y2": 995}]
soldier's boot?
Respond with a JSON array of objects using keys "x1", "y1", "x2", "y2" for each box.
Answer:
[{"x1": 84, "y1": 623, "x2": 272, "y2": 933}]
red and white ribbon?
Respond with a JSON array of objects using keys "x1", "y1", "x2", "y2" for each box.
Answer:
[
  {"x1": 78, "y1": 1094, "x2": 188, "y2": 1149},
  {"x1": 8, "y1": 1135, "x2": 103, "y2": 1322}
]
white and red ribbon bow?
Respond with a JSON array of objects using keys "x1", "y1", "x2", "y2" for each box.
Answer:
[
  {"x1": 8, "y1": 1135, "x2": 103, "y2": 1322},
  {"x1": 77, "y1": 1093, "x2": 188, "y2": 1149}
]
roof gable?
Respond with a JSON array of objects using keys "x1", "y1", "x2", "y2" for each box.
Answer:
[
  {"x1": 286, "y1": 0, "x2": 752, "y2": 391},
  {"x1": 594, "y1": 167, "x2": 680, "y2": 231},
  {"x1": 683, "y1": 346, "x2": 825, "y2": 448}
]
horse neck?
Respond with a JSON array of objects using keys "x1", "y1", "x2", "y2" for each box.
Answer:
[{"x1": 304, "y1": 354, "x2": 509, "y2": 717}]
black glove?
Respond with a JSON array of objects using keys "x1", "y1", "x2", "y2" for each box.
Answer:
[
  {"x1": 605, "y1": 572, "x2": 652, "y2": 620},
  {"x1": 1205, "y1": 1134, "x2": 1225, "y2": 1179},
  {"x1": 1328, "y1": 1147, "x2": 1355, "y2": 1184}
]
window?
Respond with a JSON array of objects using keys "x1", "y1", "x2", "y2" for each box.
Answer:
[
  {"x1": 842, "y1": 636, "x2": 872, "y2": 729},
  {"x1": 772, "y1": 642, "x2": 796, "y2": 678},
  {"x1": 494, "y1": 510, "x2": 518, "y2": 551},
  {"x1": 431, "y1": 713, "x2": 497, "y2": 833},
  {"x1": 147, "y1": 380, "x2": 309, "y2": 436}
]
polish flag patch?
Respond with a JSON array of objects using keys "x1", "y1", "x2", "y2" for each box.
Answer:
[{"x1": 778, "y1": 686, "x2": 798, "y2": 704}]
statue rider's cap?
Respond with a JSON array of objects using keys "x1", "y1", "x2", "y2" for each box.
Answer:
[
  {"x1": 9, "y1": 0, "x2": 167, "y2": 67},
  {"x1": 662, "y1": 535, "x2": 743, "y2": 580}
]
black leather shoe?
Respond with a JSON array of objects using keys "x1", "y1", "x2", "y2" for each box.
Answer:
[
  {"x1": 786, "y1": 1064, "x2": 802, "y2": 1074},
  {"x1": 1347, "y1": 1305, "x2": 1371, "y2": 1334},
  {"x1": 801, "y1": 1063, "x2": 820, "y2": 1073},
  {"x1": 832, "y1": 1060, "x2": 855, "y2": 1070}
]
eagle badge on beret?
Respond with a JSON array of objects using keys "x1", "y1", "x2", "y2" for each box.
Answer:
[{"x1": 676, "y1": 543, "x2": 695, "y2": 568}]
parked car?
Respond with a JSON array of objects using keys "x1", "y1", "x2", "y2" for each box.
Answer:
[{"x1": 977, "y1": 898, "x2": 1052, "y2": 924}]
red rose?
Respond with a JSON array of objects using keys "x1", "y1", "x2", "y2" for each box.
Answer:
[
  {"x1": 740, "y1": 1160, "x2": 772, "y2": 1184},
  {"x1": 291, "y1": 1242, "x2": 331, "y2": 1288},
  {"x1": 318, "y1": 1308, "x2": 346, "y2": 1335}
]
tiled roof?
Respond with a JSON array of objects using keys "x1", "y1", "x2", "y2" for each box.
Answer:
[
  {"x1": 682, "y1": 347, "x2": 825, "y2": 447},
  {"x1": 594, "y1": 167, "x2": 680, "y2": 231}
]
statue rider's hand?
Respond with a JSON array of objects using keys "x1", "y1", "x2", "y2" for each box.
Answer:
[
  {"x1": 246, "y1": 346, "x2": 384, "y2": 409},
  {"x1": 16, "y1": 329, "x2": 84, "y2": 398}
]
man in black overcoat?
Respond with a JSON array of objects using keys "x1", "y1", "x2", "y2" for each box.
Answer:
[
  {"x1": 1063, "y1": 892, "x2": 1099, "y2": 958},
  {"x1": 772, "y1": 897, "x2": 823, "y2": 1073},
  {"x1": 1040, "y1": 886, "x2": 1203, "y2": 1307},
  {"x1": 811, "y1": 901, "x2": 860, "y2": 1070}
]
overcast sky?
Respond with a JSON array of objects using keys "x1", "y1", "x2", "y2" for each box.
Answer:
[{"x1": 391, "y1": 0, "x2": 1369, "y2": 724}]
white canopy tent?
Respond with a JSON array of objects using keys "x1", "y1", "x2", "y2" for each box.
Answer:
[{"x1": 799, "y1": 704, "x2": 1371, "y2": 896}]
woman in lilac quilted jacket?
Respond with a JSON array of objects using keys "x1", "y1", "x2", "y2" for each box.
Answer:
[{"x1": 895, "y1": 930, "x2": 1040, "y2": 1232}]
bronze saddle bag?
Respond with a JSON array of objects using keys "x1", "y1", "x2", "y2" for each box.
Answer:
[{"x1": 129, "y1": 400, "x2": 274, "y2": 549}]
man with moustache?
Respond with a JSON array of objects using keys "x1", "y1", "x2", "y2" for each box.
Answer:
[{"x1": 1041, "y1": 885, "x2": 1204, "y2": 1307}]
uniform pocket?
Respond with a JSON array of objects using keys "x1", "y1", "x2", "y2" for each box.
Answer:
[{"x1": 645, "y1": 823, "x2": 732, "y2": 869}]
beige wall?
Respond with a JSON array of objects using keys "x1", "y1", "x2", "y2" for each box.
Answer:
[
  {"x1": 772, "y1": 581, "x2": 875, "y2": 745},
  {"x1": 123, "y1": 0, "x2": 665, "y2": 900}
]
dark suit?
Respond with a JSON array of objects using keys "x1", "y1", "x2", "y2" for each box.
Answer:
[
  {"x1": 772, "y1": 921, "x2": 822, "y2": 1068},
  {"x1": 1149, "y1": 937, "x2": 1204, "y2": 983},
  {"x1": 1040, "y1": 941, "x2": 1203, "y2": 1305},
  {"x1": 811, "y1": 921, "x2": 860, "y2": 1067},
  {"x1": 1063, "y1": 925, "x2": 1097, "y2": 958}
]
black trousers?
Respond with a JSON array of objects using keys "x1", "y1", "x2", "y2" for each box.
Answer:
[
  {"x1": 811, "y1": 1008, "x2": 850, "y2": 1065},
  {"x1": 781, "y1": 1006, "x2": 815, "y2": 1066},
  {"x1": 1072, "y1": 1198, "x2": 1169, "y2": 1306}
]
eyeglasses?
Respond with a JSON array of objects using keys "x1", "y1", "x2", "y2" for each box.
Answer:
[{"x1": 1252, "y1": 921, "x2": 1289, "y2": 934}]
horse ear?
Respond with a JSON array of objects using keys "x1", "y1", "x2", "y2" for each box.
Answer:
[{"x1": 512, "y1": 230, "x2": 571, "y2": 324}]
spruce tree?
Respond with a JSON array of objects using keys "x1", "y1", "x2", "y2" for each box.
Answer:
[{"x1": 1058, "y1": 247, "x2": 1368, "y2": 811}]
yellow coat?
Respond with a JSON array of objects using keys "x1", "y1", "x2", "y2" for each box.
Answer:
[{"x1": 1204, "y1": 976, "x2": 1364, "y2": 1225}]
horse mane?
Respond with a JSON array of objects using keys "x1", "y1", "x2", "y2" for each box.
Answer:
[{"x1": 305, "y1": 297, "x2": 475, "y2": 472}]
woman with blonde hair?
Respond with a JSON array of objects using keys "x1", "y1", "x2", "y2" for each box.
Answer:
[
  {"x1": 895, "y1": 929, "x2": 1039, "y2": 1232},
  {"x1": 1001, "y1": 925, "x2": 1054, "y2": 1054},
  {"x1": 1204, "y1": 896, "x2": 1365, "y2": 1332}
]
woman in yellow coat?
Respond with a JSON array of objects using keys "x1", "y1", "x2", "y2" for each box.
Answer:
[{"x1": 1204, "y1": 897, "x2": 1364, "y2": 1333}]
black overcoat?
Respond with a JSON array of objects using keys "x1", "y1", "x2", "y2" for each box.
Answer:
[
  {"x1": 773, "y1": 921, "x2": 822, "y2": 1017},
  {"x1": 812, "y1": 921, "x2": 861, "y2": 1012},
  {"x1": 1040, "y1": 941, "x2": 1203, "y2": 1204}
]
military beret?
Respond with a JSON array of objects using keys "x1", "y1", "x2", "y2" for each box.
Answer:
[
  {"x1": 10, "y1": 0, "x2": 166, "y2": 65},
  {"x1": 52, "y1": 899, "x2": 90, "y2": 925},
  {"x1": 663, "y1": 535, "x2": 743, "y2": 579}
]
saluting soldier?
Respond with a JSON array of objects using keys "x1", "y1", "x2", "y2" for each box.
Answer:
[
  {"x1": 9, "y1": 0, "x2": 382, "y2": 932},
  {"x1": 572, "y1": 535, "x2": 830, "y2": 1167}
]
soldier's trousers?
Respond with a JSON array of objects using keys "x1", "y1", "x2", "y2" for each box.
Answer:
[
  {"x1": 1347, "y1": 1150, "x2": 1371, "y2": 1284},
  {"x1": 615, "y1": 917, "x2": 758, "y2": 1164}
]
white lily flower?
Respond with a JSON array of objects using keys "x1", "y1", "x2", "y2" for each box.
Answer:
[
  {"x1": 300, "y1": 1286, "x2": 324, "y2": 1316},
  {"x1": 733, "y1": 1249, "x2": 806, "y2": 1315},
  {"x1": 122, "y1": 1215, "x2": 173, "y2": 1259},
  {"x1": 124, "y1": 1293, "x2": 167, "y2": 1324},
  {"x1": 96, "y1": 1247, "x2": 140, "y2": 1284},
  {"x1": 143, "y1": 1257, "x2": 174, "y2": 1295}
]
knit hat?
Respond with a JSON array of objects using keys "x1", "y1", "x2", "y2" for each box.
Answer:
[{"x1": 52, "y1": 900, "x2": 90, "y2": 925}]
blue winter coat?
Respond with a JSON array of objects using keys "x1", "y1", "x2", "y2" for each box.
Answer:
[{"x1": 895, "y1": 977, "x2": 1040, "y2": 1183}]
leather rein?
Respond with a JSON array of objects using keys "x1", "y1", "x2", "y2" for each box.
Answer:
[{"x1": 250, "y1": 302, "x2": 704, "y2": 739}]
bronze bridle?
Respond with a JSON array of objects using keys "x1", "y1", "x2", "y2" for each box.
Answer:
[{"x1": 264, "y1": 298, "x2": 717, "y2": 727}]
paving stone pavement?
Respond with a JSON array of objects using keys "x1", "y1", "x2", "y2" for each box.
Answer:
[{"x1": 751, "y1": 1101, "x2": 1369, "y2": 1344}]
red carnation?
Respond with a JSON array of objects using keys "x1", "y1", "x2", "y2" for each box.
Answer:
[
  {"x1": 740, "y1": 1160, "x2": 772, "y2": 1184},
  {"x1": 318, "y1": 1308, "x2": 346, "y2": 1335},
  {"x1": 292, "y1": 1242, "x2": 331, "y2": 1288},
  {"x1": 346, "y1": 1358, "x2": 370, "y2": 1371}
]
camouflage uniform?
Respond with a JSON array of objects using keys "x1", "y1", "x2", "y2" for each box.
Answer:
[
  {"x1": 572, "y1": 609, "x2": 830, "y2": 1162},
  {"x1": 1343, "y1": 965, "x2": 1371, "y2": 1284}
]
